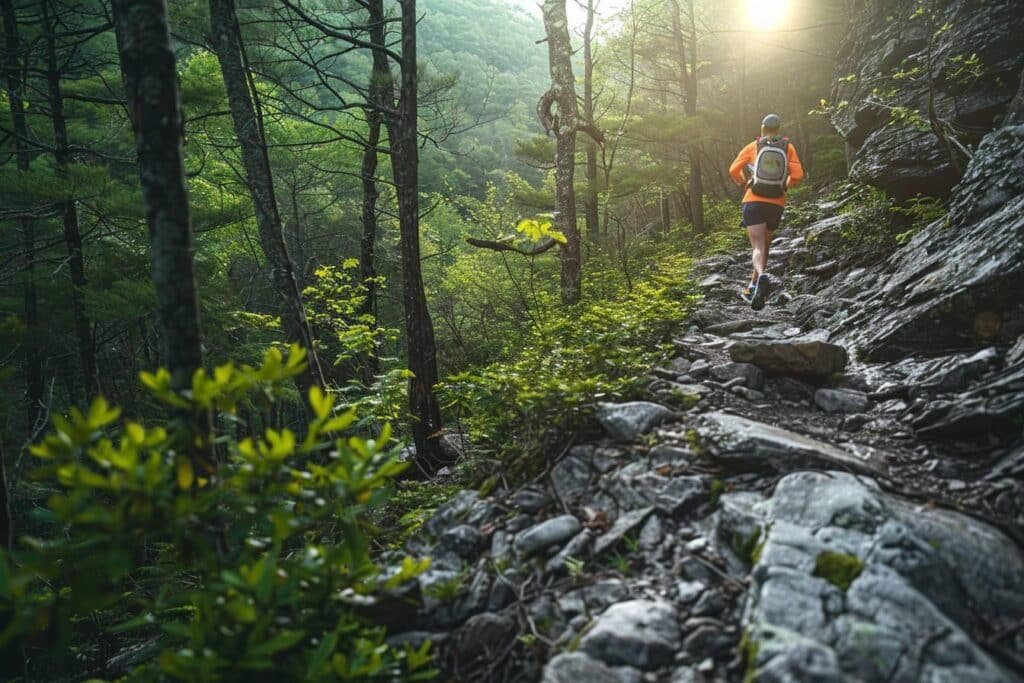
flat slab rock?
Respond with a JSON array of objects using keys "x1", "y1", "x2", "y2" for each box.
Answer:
[
  {"x1": 541, "y1": 652, "x2": 639, "y2": 683},
  {"x1": 595, "y1": 507, "x2": 654, "y2": 555},
  {"x1": 729, "y1": 336, "x2": 848, "y2": 379},
  {"x1": 579, "y1": 599, "x2": 681, "y2": 670},
  {"x1": 719, "y1": 471, "x2": 1024, "y2": 683},
  {"x1": 596, "y1": 401, "x2": 674, "y2": 441},
  {"x1": 698, "y1": 411, "x2": 888, "y2": 477}
]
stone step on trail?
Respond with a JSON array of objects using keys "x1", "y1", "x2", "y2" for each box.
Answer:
[
  {"x1": 596, "y1": 401, "x2": 674, "y2": 442},
  {"x1": 697, "y1": 411, "x2": 889, "y2": 477},
  {"x1": 578, "y1": 599, "x2": 681, "y2": 670},
  {"x1": 728, "y1": 333, "x2": 849, "y2": 381}
]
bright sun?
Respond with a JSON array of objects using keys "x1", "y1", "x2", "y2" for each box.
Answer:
[{"x1": 746, "y1": 0, "x2": 789, "y2": 29}]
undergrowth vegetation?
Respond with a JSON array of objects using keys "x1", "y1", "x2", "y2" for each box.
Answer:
[
  {"x1": 441, "y1": 244, "x2": 700, "y2": 482},
  {"x1": 829, "y1": 182, "x2": 948, "y2": 247},
  {"x1": 0, "y1": 347, "x2": 435, "y2": 682}
]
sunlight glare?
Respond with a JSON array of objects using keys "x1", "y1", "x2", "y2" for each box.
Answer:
[{"x1": 746, "y1": 0, "x2": 789, "y2": 30}]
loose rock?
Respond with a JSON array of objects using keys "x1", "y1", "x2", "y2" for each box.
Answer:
[
  {"x1": 597, "y1": 401, "x2": 674, "y2": 442},
  {"x1": 515, "y1": 515, "x2": 581, "y2": 557},
  {"x1": 729, "y1": 336, "x2": 848, "y2": 379},
  {"x1": 814, "y1": 388, "x2": 870, "y2": 414},
  {"x1": 580, "y1": 600, "x2": 682, "y2": 670}
]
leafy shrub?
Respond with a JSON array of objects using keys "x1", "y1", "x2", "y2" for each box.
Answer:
[
  {"x1": 833, "y1": 182, "x2": 948, "y2": 247},
  {"x1": 0, "y1": 345, "x2": 434, "y2": 682},
  {"x1": 440, "y1": 252, "x2": 697, "y2": 477},
  {"x1": 303, "y1": 262, "x2": 399, "y2": 374}
]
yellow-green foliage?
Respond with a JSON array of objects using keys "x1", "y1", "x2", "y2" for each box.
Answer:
[
  {"x1": 1, "y1": 345, "x2": 436, "y2": 682},
  {"x1": 739, "y1": 629, "x2": 761, "y2": 683},
  {"x1": 440, "y1": 251, "x2": 698, "y2": 476},
  {"x1": 813, "y1": 550, "x2": 865, "y2": 592}
]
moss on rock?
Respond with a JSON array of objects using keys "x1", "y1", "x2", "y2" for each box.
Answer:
[{"x1": 813, "y1": 550, "x2": 864, "y2": 592}]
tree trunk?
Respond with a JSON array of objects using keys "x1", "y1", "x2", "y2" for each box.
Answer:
[
  {"x1": 208, "y1": 0, "x2": 326, "y2": 395},
  {"x1": 357, "y1": 0, "x2": 394, "y2": 385},
  {"x1": 582, "y1": 0, "x2": 599, "y2": 241},
  {"x1": 386, "y1": 0, "x2": 445, "y2": 470},
  {"x1": 660, "y1": 192, "x2": 671, "y2": 233},
  {"x1": 286, "y1": 186, "x2": 308, "y2": 289},
  {"x1": 679, "y1": 0, "x2": 704, "y2": 235},
  {"x1": 541, "y1": 0, "x2": 581, "y2": 305},
  {"x1": 111, "y1": 0, "x2": 203, "y2": 394},
  {"x1": 42, "y1": 0, "x2": 99, "y2": 401},
  {"x1": 2, "y1": 0, "x2": 43, "y2": 431}
]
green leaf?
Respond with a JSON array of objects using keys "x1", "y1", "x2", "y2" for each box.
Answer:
[
  {"x1": 247, "y1": 629, "x2": 305, "y2": 658},
  {"x1": 309, "y1": 386, "x2": 332, "y2": 420}
]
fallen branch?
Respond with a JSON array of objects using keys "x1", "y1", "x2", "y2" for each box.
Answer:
[{"x1": 465, "y1": 236, "x2": 559, "y2": 255}]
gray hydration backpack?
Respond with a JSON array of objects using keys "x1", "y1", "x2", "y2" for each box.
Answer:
[{"x1": 751, "y1": 136, "x2": 790, "y2": 198}]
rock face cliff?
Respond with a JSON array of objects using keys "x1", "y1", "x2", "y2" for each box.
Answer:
[
  {"x1": 825, "y1": 85, "x2": 1024, "y2": 361},
  {"x1": 831, "y1": 0, "x2": 1023, "y2": 199}
]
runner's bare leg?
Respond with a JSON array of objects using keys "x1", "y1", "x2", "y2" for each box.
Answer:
[{"x1": 747, "y1": 223, "x2": 769, "y2": 282}]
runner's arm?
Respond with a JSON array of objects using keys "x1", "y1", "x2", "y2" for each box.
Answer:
[
  {"x1": 729, "y1": 143, "x2": 755, "y2": 187},
  {"x1": 786, "y1": 144, "x2": 805, "y2": 188}
]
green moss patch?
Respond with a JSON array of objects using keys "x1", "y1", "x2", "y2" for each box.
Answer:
[{"x1": 813, "y1": 550, "x2": 864, "y2": 592}]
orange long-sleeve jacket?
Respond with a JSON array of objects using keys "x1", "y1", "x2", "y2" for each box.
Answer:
[{"x1": 729, "y1": 138, "x2": 804, "y2": 207}]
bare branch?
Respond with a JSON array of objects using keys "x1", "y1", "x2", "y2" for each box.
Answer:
[{"x1": 465, "y1": 236, "x2": 559, "y2": 256}]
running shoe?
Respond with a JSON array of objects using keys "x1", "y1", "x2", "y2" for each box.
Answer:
[
  {"x1": 740, "y1": 284, "x2": 755, "y2": 303},
  {"x1": 750, "y1": 274, "x2": 771, "y2": 311}
]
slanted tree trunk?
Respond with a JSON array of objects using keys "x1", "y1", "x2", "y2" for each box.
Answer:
[
  {"x1": 540, "y1": 0, "x2": 581, "y2": 305},
  {"x1": 208, "y1": 0, "x2": 326, "y2": 395},
  {"x1": 2, "y1": 0, "x2": 43, "y2": 431},
  {"x1": 386, "y1": 0, "x2": 445, "y2": 470},
  {"x1": 582, "y1": 0, "x2": 600, "y2": 240},
  {"x1": 42, "y1": 0, "x2": 99, "y2": 401},
  {"x1": 111, "y1": 0, "x2": 203, "y2": 393}
]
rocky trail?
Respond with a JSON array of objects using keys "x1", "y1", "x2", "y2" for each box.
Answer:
[
  {"x1": 381, "y1": 27, "x2": 1024, "y2": 680},
  {"x1": 384, "y1": 142, "x2": 1024, "y2": 681}
]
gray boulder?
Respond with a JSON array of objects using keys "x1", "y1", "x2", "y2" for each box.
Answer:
[
  {"x1": 423, "y1": 490, "x2": 478, "y2": 537},
  {"x1": 711, "y1": 362, "x2": 765, "y2": 390},
  {"x1": 551, "y1": 455, "x2": 592, "y2": 500},
  {"x1": 913, "y1": 347, "x2": 999, "y2": 396},
  {"x1": 438, "y1": 524, "x2": 484, "y2": 559},
  {"x1": 698, "y1": 411, "x2": 888, "y2": 476},
  {"x1": 597, "y1": 401, "x2": 674, "y2": 441},
  {"x1": 729, "y1": 337, "x2": 848, "y2": 379},
  {"x1": 514, "y1": 515, "x2": 581, "y2": 557},
  {"x1": 580, "y1": 600, "x2": 681, "y2": 670},
  {"x1": 813, "y1": 388, "x2": 870, "y2": 414},
  {"x1": 594, "y1": 506, "x2": 655, "y2": 555},
  {"x1": 725, "y1": 471, "x2": 1024, "y2": 683},
  {"x1": 541, "y1": 652, "x2": 636, "y2": 683},
  {"x1": 558, "y1": 579, "x2": 630, "y2": 618},
  {"x1": 546, "y1": 529, "x2": 594, "y2": 574},
  {"x1": 911, "y1": 362, "x2": 1024, "y2": 443}
]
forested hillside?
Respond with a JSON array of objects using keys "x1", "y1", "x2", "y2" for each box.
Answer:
[{"x1": 1, "y1": 0, "x2": 1022, "y2": 681}]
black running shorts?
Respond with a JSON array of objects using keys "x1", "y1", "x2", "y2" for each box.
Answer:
[{"x1": 740, "y1": 201, "x2": 784, "y2": 231}]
